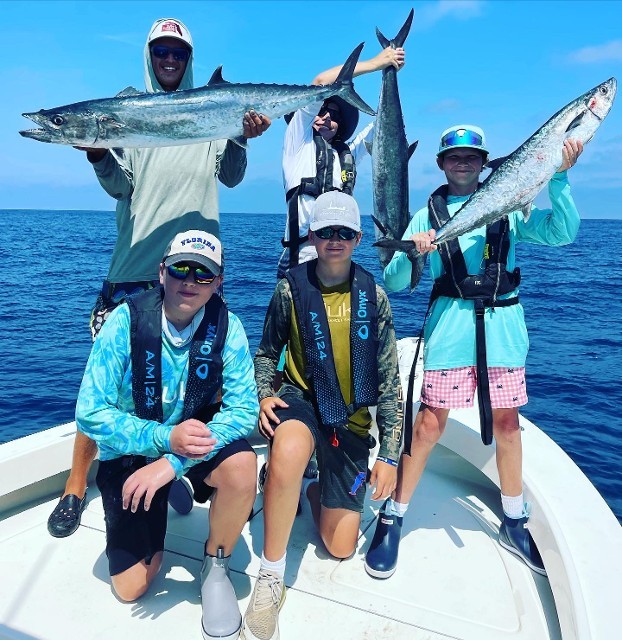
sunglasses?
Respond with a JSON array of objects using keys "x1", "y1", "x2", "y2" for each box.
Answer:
[
  {"x1": 166, "y1": 263, "x2": 216, "y2": 285},
  {"x1": 440, "y1": 129, "x2": 483, "y2": 149},
  {"x1": 151, "y1": 45, "x2": 191, "y2": 62},
  {"x1": 318, "y1": 106, "x2": 340, "y2": 122},
  {"x1": 314, "y1": 226, "x2": 358, "y2": 241}
]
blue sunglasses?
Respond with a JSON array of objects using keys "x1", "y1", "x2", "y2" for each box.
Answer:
[
  {"x1": 440, "y1": 129, "x2": 483, "y2": 149},
  {"x1": 151, "y1": 45, "x2": 190, "y2": 62}
]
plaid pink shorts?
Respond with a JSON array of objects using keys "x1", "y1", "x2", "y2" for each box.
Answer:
[{"x1": 420, "y1": 367, "x2": 527, "y2": 409}]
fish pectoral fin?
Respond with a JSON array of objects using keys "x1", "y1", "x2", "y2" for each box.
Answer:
[
  {"x1": 408, "y1": 141, "x2": 418, "y2": 160},
  {"x1": 408, "y1": 253, "x2": 426, "y2": 293},
  {"x1": 521, "y1": 203, "x2": 532, "y2": 222},
  {"x1": 364, "y1": 140, "x2": 373, "y2": 156},
  {"x1": 115, "y1": 86, "x2": 142, "y2": 98},
  {"x1": 207, "y1": 66, "x2": 229, "y2": 86},
  {"x1": 565, "y1": 111, "x2": 585, "y2": 132},
  {"x1": 371, "y1": 215, "x2": 389, "y2": 236},
  {"x1": 485, "y1": 155, "x2": 509, "y2": 172},
  {"x1": 229, "y1": 135, "x2": 248, "y2": 149}
]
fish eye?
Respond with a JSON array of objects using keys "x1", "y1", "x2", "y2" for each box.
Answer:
[
  {"x1": 51, "y1": 115, "x2": 65, "y2": 126},
  {"x1": 599, "y1": 85, "x2": 608, "y2": 95}
]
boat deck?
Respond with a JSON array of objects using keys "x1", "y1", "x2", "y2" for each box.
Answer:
[{"x1": 0, "y1": 442, "x2": 557, "y2": 640}]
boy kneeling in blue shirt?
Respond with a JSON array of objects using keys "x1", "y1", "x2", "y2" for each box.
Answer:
[{"x1": 77, "y1": 230, "x2": 259, "y2": 640}]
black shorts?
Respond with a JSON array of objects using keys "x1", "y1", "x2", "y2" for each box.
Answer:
[
  {"x1": 274, "y1": 384, "x2": 375, "y2": 513},
  {"x1": 97, "y1": 439, "x2": 254, "y2": 576}
]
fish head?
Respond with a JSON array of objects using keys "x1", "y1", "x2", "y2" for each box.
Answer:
[
  {"x1": 585, "y1": 77, "x2": 616, "y2": 121},
  {"x1": 20, "y1": 105, "x2": 124, "y2": 146}
]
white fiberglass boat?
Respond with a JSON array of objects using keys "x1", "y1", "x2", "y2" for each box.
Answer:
[{"x1": 0, "y1": 338, "x2": 620, "y2": 640}]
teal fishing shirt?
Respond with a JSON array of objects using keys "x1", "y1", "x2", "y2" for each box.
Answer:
[
  {"x1": 383, "y1": 172, "x2": 580, "y2": 370},
  {"x1": 76, "y1": 304, "x2": 259, "y2": 478}
]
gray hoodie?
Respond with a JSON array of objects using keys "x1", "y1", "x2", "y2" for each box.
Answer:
[{"x1": 90, "y1": 24, "x2": 247, "y2": 284}]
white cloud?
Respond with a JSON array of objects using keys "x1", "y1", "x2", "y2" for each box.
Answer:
[
  {"x1": 567, "y1": 40, "x2": 622, "y2": 64},
  {"x1": 425, "y1": 98, "x2": 462, "y2": 114},
  {"x1": 417, "y1": 0, "x2": 484, "y2": 29}
]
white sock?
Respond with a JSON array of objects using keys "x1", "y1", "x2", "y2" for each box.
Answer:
[
  {"x1": 383, "y1": 499, "x2": 409, "y2": 517},
  {"x1": 501, "y1": 492, "x2": 525, "y2": 519},
  {"x1": 260, "y1": 552, "x2": 286, "y2": 578}
]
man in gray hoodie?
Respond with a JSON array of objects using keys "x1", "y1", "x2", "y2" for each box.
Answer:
[{"x1": 47, "y1": 17, "x2": 270, "y2": 541}]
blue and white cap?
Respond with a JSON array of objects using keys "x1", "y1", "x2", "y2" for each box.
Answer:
[
  {"x1": 437, "y1": 124, "x2": 488, "y2": 157},
  {"x1": 163, "y1": 230, "x2": 222, "y2": 275}
]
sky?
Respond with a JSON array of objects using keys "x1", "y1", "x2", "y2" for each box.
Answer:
[{"x1": 1, "y1": 0, "x2": 621, "y2": 218}]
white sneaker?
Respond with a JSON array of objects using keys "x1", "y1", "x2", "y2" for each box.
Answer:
[{"x1": 241, "y1": 569, "x2": 286, "y2": 640}]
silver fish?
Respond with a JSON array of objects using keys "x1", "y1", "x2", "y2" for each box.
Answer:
[
  {"x1": 20, "y1": 44, "x2": 375, "y2": 148},
  {"x1": 376, "y1": 77, "x2": 617, "y2": 290},
  {"x1": 370, "y1": 9, "x2": 418, "y2": 269},
  {"x1": 433, "y1": 77, "x2": 617, "y2": 245}
]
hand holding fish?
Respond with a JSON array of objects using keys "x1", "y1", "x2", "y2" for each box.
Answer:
[
  {"x1": 410, "y1": 230, "x2": 438, "y2": 254},
  {"x1": 373, "y1": 46, "x2": 406, "y2": 71},
  {"x1": 73, "y1": 146, "x2": 107, "y2": 162},
  {"x1": 242, "y1": 110, "x2": 271, "y2": 139},
  {"x1": 557, "y1": 139, "x2": 584, "y2": 173},
  {"x1": 122, "y1": 457, "x2": 175, "y2": 512}
]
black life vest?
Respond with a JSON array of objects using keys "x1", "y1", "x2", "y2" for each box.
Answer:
[
  {"x1": 286, "y1": 260, "x2": 378, "y2": 430},
  {"x1": 126, "y1": 287, "x2": 228, "y2": 424},
  {"x1": 426, "y1": 185, "x2": 521, "y2": 446},
  {"x1": 283, "y1": 134, "x2": 356, "y2": 268}
]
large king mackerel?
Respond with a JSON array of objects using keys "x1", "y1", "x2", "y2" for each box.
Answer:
[
  {"x1": 375, "y1": 77, "x2": 617, "y2": 290},
  {"x1": 20, "y1": 44, "x2": 375, "y2": 148},
  {"x1": 370, "y1": 9, "x2": 418, "y2": 269}
]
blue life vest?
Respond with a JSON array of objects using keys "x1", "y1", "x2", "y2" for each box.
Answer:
[
  {"x1": 286, "y1": 260, "x2": 378, "y2": 429},
  {"x1": 125, "y1": 287, "x2": 228, "y2": 423}
]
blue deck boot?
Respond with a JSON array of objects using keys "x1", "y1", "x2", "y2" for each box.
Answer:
[
  {"x1": 364, "y1": 504, "x2": 403, "y2": 579},
  {"x1": 498, "y1": 514, "x2": 547, "y2": 576},
  {"x1": 201, "y1": 547, "x2": 242, "y2": 640}
]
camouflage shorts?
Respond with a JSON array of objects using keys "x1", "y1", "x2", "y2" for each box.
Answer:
[{"x1": 89, "y1": 280, "x2": 159, "y2": 341}]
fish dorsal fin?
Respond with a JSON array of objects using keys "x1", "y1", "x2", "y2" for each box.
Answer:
[
  {"x1": 521, "y1": 203, "x2": 532, "y2": 222},
  {"x1": 486, "y1": 155, "x2": 509, "y2": 172},
  {"x1": 566, "y1": 112, "x2": 585, "y2": 132},
  {"x1": 207, "y1": 66, "x2": 228, "y2": 86},
  {"x1": 115, "y1": 86, "x2": 142, "y2": 98},
  {"x1": 408, "y1": 140, "x2": 418, "y2": 159}
]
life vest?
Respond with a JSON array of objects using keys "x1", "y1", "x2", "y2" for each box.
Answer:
[
  {"x1": 286, "y1": 260, "x2": 378, "y2": 431},
  {"x1": 283, "y1": 134, "x2": 356, "y2": 268},
  {"x1": 426, "y1": 185, "x2": 521, "y2": 445},
  {"x1": 126, "y1": 287, "x2": 228, "y2": 423}
]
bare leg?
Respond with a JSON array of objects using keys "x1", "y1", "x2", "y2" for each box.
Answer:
[
  {"x1": 393, "y1": 405, "x2": 450, "y2": 504},
  {"x1": 493, "y1": 408, "x2": 522, "y2": 496},
  {"x1": 111, "y1": 551, "x2": 163, "y2": 602},
  {"x1": 263, "y1": 420, "x2": 314, "y2": 561},
  {"x1": 203, "y1": 451, "x2": 257, "y2": 556},
  {"x1": 318, "y1": 507, "x2": 361, "y2": 559},
  {"x1": 63, "y1": 431, "x2": 98, "y2": 498}
]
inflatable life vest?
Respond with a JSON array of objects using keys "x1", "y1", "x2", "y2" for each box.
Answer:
[
  {"x1": 427, "y1": 185, "x2": 521, "y2": 445},
  {"x1": 283, "y1": 134, "x2": 356, "y2": 268},
  {"x1": 126, "y1": 287, "x2": 228, "y2": 423},
  {"x1": 286, "y1": 260, "x2": 378, "y2": 431}
]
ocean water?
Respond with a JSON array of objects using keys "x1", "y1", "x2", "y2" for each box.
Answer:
[{"x1": 1, "y1": 210, "x2": 620, "y2": 521}]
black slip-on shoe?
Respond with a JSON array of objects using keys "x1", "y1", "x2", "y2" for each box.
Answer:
[
  {"x1": 47, "y1": 493, "x2": 87, "y2": 538},
  {"x1": 168, "y1": 477, "x2": 194, "y2": 515}
]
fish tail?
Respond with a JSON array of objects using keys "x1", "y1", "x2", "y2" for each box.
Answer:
[
  {"x1": 334, "y1": 43, "x2": 376, "y2": 116},
  {"x1": 377, "y1": 8, "x2": 414, "y2": 49}
]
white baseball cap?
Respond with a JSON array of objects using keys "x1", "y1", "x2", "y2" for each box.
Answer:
[
  {"x1": 163, "y1": 230, "x2": 222, "y2": 275},
  {"x1": 309, "y1": 191, "x2": 361, "y2": 232},
  {"x1": 148, "y1": 18, "x2": 193, "y2": 50}
]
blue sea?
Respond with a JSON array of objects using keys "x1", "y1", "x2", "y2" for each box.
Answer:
[{"x1": 1, "y1": 210, "x2": 620, "y2": 521}]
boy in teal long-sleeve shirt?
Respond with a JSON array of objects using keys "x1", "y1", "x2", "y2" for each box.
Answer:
[{"x1": 365, "y1": 124, "x2": 583, "y2": 580}]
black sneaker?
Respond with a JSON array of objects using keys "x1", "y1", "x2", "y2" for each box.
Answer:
[
  {"x1": 498, "y1": 513, "x2": 547, "y2": 576},
  {"x1": 365, "y1": 503, "x2": 403, "y2": 579}
]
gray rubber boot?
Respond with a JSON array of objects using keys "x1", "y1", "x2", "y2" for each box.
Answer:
[{"x1": 201, "y1": 547, "x2": 242, "y2": 640}]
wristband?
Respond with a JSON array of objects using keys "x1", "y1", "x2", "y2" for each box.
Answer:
[{"x1": 376, "y1": 455, "x2": 398, "y2": 467}]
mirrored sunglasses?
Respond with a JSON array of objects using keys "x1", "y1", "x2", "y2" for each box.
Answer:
[
  {"x1": 314, "y1": 226, "x2": 358, "y2": 241},
  {"x1": 151, "y1": 45, "x2": 190, "y2": 62},
  {"x1": 166, "y1": 263, "x2": 216, "y2": 285},
  {"x1": 440, "y1": 129, "x2": 483, "y2": 149}
]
